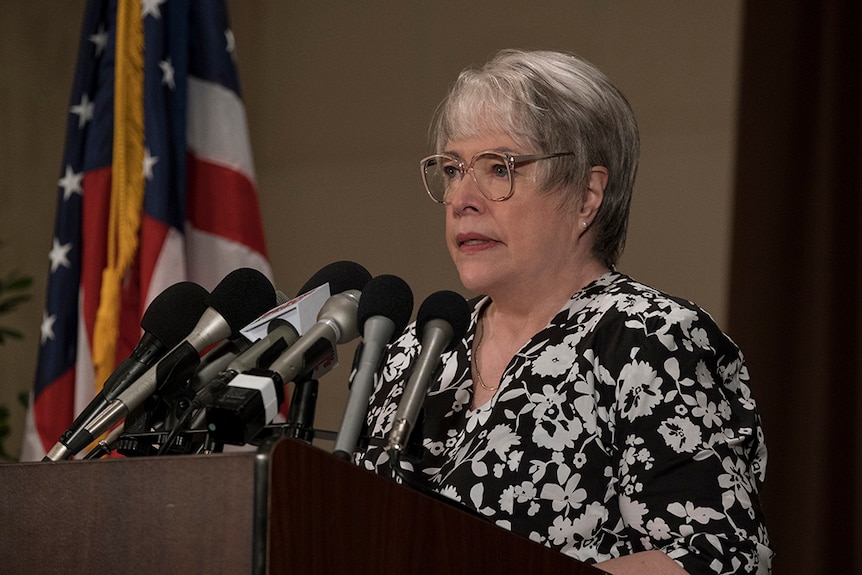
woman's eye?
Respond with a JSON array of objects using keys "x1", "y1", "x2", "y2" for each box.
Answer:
[
  {"x1": 442, "y1": 165, "x2": 461, "y2": 180},
  {"x1": 490, "y1": 163, "x2": 508, "y2": 178}
]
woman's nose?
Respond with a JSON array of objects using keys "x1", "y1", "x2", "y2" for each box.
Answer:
[{"x1": 446, "y1": 169, "x2": 485, "y2": 209}]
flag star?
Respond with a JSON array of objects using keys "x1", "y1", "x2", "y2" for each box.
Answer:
[
  {"x1": 225, "y1": 29, "x2": 235, "y2": 56},
  {"x1": 89, "y1": 25, "x2": 108, "y2": 57},
  {"x1": 159, "y1": 57, "x2": 175, "y2": 90},
  {"x1": 141, "y1": 0, "x2": 166, "y2": 19},
  {"x1": 58, "y1": 165, "x2": 83, "y2": 199},
  {"x1": 40, "y1": 311, "x2": 57, "y2": 344},
  {"x1": 143, "y1": 148, "x2": 159, "y2": 180},
  {"x1": 48, "y1": 238, "x2": 73, "y2": 272},
  {"x1": 70, "y1": 92, "x2": 94, "y2": 129}
]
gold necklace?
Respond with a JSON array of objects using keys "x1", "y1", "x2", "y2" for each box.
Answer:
[{"x1": 472, "y1": 314, "x2": 499, "y2": 392}]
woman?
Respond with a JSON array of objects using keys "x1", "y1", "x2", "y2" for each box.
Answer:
[{"x1": 355, "y1": 50, "x2": 772, "y2": 574}]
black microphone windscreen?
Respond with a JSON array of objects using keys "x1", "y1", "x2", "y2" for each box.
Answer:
[
  {"x1": 206, "y1": 268, "x2": 277, "y2": 334},
  {"x1": 416, "y1": 290, "x2": 471, "y2": 352},
  {"x1": 296, "y1": 260, "x2": 371, "y2": 297},
  {"x1": 357, "y1": 275, "x2": 413, "y2": 339},
  {"x1": 140, "y1": 282, "x2": 209, "y2": 348}
]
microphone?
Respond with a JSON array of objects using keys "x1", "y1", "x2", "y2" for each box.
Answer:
[
  {"x1": 296, "y1": 260, "x2": 372, "y2": 297},
  {"x1": 386, "y1": 290, "x2": 470, "y2": 453},
  {"x1": 206, "y1": 289, "x2": 362, "y2": 444},
  {"x1": 332, "y1": 275, "x2": 413, "y2": 460},
  {"x1": 104, "y1": 282, "x2": 211, "y2": 399},
  {"x1": 189, "y1": 289, "x2": 291, "y2": 393},
  {"x1": 200, "y1": 319, "x2": 301, "y2": 444},
  {"x1": 282, "y1": 261, "x2": 372, "y2": 384},
  {"x1": 193, "y1": 318, "x2": 302, "y2": 412},
  {"x1": 282, "y1": 260, "x2": 371, "y2": 439},
  {"x1": 267, "y1": 289, "x2": 362, "y2": 387},
  {"x1": 222, "y1": 318, "x2": 301, "y2": 376},
  {"x1": 203, "y1": 261, "x2": 371, "y2": 445},
  {"x1": 48, "y1": 267, "x2": 276, "y2": 460},
  {"x1": 44, "y1": 281, "x2": 209, "y2": 461}
]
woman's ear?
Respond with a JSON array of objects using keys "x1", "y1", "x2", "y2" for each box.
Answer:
[{"x1": 579, "y1": 166, "x2": 608, "y2": 224}]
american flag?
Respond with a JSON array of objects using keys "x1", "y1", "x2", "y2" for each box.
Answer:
[{"x1": 20, "y1": 0, "x2": 271, "y2": 460}]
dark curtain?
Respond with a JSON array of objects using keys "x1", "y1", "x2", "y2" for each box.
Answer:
[{"x1": 729, "y1": 1, "x2": 861, "y2": 573}]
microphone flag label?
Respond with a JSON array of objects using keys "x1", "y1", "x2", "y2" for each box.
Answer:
[{"x1": 239, "y1": 284, "x2": 331, "y2": 343}]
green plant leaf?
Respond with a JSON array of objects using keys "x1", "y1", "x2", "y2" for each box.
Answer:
[
  {"x1": 0, "y1": 293, "x2": 31, "y2": 315},
  {"x1": 0, "y1": 326, "x2": 24, "y2": 343},
  {"x1": 1, "y1": 275, "x2": 33, "y2": 291}
]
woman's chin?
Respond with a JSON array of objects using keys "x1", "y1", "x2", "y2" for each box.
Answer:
[{"x1": 456, "y1": 266, "x2": 499, "y2": 296}]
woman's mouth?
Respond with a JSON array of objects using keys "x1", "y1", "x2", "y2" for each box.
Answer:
[{"x1": 456, "y1": 233, "x2": 498, "y2": 251}]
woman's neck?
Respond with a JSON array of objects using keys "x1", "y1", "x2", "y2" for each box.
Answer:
[{"x1": 481, "y1": 259, "x2": 610, "y2": 337}]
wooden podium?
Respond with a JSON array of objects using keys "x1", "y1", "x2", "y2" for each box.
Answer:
[{"x1": 0, "y1": 439, "x2": 606, "y2": 574}]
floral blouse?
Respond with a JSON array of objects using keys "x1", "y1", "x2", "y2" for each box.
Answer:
[{"x1": 355, "y1": 272, "x2": 772, "y2": 574}]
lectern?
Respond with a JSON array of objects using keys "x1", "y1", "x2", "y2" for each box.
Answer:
[{"x1": 0, "y1": 439, "x2": 607, "y2": 574}]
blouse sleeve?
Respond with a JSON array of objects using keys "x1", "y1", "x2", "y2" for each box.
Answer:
[{"x1": 597, "y1": 300, "x2": 772, "y2": 574}]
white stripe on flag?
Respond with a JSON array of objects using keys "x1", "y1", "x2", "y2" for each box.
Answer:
[
  {"x1": 186, "y1": 225, "x2": 273, "y2": 291},
  {"x1": 187, "y1": 76, "x2": 256, "y2": 182},
  {"x1": 144, "y1": 227, "x2": 189, "y2": 307}
]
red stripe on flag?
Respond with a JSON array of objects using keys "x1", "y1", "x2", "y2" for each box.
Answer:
[
  {"x1": 186, "y1": 152, "x2": 267, "y2": 256},
  {"x1": 34, "y1": 368, "x2": 76, "y2": 449},
  {"x1": 138, "y1": 213, "x2": 172, "y2": 308},
  {"x1": 116, "y1": 256, "x2": 143, "y2": 365},
  {"x1": 80, "y1": 167, "x2": 112, "y2": 349}
]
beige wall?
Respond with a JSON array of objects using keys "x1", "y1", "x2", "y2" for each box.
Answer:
[{"x1": 0, "y1": 1, "x2": 741, "y2": 458}]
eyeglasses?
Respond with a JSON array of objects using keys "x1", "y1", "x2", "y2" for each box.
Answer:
[{"x1": 419, "y1": 151, "x2": 574, "y2": 204}]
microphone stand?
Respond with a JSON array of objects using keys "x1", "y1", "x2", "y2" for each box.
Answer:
[
  {"x1": 283, "y1": 374, "x2": 318, "y2": 443},
  {"x1": 156, "y1": 388, "x2": 199, "y2": 456},
  {"x1": 115, "y1": 399, "x2": 160, "y2": 456}
]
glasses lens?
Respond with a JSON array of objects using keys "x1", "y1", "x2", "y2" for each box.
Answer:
[
  {"x1": 472, "y1": 153, "x2": 512, "y2": 201},
  {"x1": 422, "y1": 156, "x2": 459, "y2": 203},
  {"x1": 421, "y1": 152, "x2": 513, "y2": 203}
]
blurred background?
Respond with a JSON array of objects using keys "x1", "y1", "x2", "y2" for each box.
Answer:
[{"x1": 0, "y1": 2, "x2": 858, "y2": 573}]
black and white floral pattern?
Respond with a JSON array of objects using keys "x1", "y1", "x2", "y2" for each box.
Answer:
[{"x1": 356, "y1": 272, "x2": 772, "y2": 574}]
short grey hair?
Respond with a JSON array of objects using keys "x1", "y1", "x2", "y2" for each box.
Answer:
[{"x1": 432, "y1": 49, "x2": 640, "y2": 268}]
